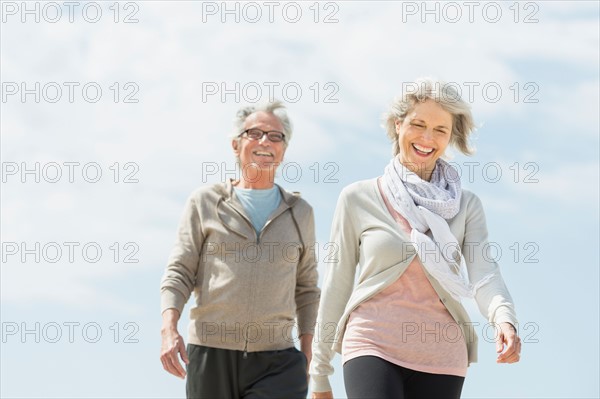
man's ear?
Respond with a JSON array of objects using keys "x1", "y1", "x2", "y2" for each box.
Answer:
[{"x1": 232, "y1": 139, "x2": 239, "y2": 155}]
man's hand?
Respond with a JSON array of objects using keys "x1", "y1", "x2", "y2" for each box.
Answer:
[
  {"x1": 300, "y1": 334, "x2": 313, "y2": 377},
  {"x1": 496, "y1": 322, "x2": 521, "y2": 364},
  {"x1": 160, "y1": 309, "x2": 189, "y2": 379}
]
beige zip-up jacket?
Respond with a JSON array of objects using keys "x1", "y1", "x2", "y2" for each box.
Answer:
[
  {"x1": 160, "y1": 179, "x2": 320, "y2": 353},
  {"x1": 309, "y1": 178, "x2": 518, "y2": 392}
]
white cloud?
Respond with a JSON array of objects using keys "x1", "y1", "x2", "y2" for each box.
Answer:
[
  {"x1": 542, "y1": 80, "x2": 600, "y2": 138},
  {"x1": 0, "y1": 263, "x2": 143, "y2": 314},
  {"x1": 1, "y1": 0, "x2": 598, "y2": 311},
  {"x1": 516, "y1": 161, "x2": 599, "y2": 211},
  {"x1": 1, "y1": 3, "x2": 599, "y2": 398}
]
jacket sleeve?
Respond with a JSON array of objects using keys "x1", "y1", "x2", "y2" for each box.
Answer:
[
  {"x1": 294, "y1": 205, "x2": 321, "y2": 337},
  {"x1": 160, "y1": 193, "x2": 205, "y2": 315},
  {"x1": 309, "y1": 188, "x2": 361, "y2": 393},
  {"x1": 463, "y1": 193, "x2": 519, "y2": 328}
]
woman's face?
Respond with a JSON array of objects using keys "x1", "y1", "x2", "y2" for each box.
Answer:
[{"x1": 395, "y1": 99, "x2": 453, "y2": 181}]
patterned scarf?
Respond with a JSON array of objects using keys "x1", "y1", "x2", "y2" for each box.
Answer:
[{"x1": 381, "y1": 156, "x2": 492, "y2": 300}]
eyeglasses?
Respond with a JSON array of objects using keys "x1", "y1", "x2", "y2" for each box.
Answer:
[{"x1": 239, "y1": 128, "x2": 285, "y2": 143}]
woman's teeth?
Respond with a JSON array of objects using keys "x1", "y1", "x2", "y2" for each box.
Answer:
[{"x1": 413, "y1": 144, "x2": 434, "y2": 154}]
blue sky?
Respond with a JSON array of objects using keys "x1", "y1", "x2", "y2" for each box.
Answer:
[{"x1": 1, "y1": 1, "x2": 599, "y2": 398}]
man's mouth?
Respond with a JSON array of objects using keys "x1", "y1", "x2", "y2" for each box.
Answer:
[{"x1": 253, "y1": 151, "x2": 274, "y2": 157}]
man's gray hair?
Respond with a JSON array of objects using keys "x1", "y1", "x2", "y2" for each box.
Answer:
[
  {"x1": 231, "y1": 100, "x2": 293, "y2": 148},
  {"x1": 383, "y1": 77, "x2": 475, "y2": 156}
]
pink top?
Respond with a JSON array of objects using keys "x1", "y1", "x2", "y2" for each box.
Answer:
[{"x1": 342, "y1": 181, "x2": 468, "y2": 377}]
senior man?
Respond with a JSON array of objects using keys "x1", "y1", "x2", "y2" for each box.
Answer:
[{"x1": 160, "y1": 101, "x2": 320, "y2": 398}]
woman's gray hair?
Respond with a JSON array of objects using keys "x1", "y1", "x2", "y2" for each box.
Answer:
[
  {"x1": 231, "y1": 100, "x2": 293, "y2": 149},
  {"x1": 383, "y1": 77, "x2": 475, "y2": 156}
]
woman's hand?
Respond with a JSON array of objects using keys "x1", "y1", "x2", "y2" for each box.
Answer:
[
  {"x1": 312, "y1": 391, "x2": 334, "y2": 399},
  {"x1": 496, "y1": 322, "x2": 521, "y2": 364}
]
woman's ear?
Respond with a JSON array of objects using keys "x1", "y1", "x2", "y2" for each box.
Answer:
[{"x1": 395, "y1": 119, "x2": 402, "y2": 135}]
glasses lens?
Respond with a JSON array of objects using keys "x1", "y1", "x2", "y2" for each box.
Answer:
[
  {"x1": 246, "y1": 129, "x2": 263, "y2": 140},
  {"x1": 267, "y1": 132, "x2": 284, "y2": 142},
  {"x1": 244, "y1": 129, "x2": 284, "y2": 142}
]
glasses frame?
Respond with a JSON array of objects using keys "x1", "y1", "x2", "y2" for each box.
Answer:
[{"x1": 238, "y1": 128, "x2": 286, "y2": 143}]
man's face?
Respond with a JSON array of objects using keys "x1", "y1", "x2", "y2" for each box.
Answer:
[{"x1": 233, "y1": 111, "x2": 286, "y2": 175}]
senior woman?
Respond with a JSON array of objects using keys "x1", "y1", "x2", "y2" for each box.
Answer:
[
  {"x1": 310, "y1": 78, "x2": 520, "y2": 399},
  {"x1": 160, "y1": 101, "x2": 320, "y2": 398}
]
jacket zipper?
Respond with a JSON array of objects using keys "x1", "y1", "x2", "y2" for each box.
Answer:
[
  {"x1": 227, "y1": 200, "x2": 291, "y2": 356},
  {"x1": 243, "y1": 226, "x2": 258, "y2": 358}
]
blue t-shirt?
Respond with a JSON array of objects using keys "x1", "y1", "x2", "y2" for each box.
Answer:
[{"x1": 233, "y1": 185, "x2": 282, "y2": 235}]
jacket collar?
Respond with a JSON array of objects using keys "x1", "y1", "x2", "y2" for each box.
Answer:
[
  {"x1": 216, "y1": 179, "x2": 300, "y2": 239},
  {"x1": 222, "y1": 178, "x2": 300, "y2": 206}
]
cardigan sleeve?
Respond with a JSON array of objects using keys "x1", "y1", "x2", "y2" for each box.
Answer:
[
  {"x1": 463, "y1": 193, "x2": 519, "y2": 328},
  {"x1": 309, "y1": 187, "x2": 361, "y2": 393}
]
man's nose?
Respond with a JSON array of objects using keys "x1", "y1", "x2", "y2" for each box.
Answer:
[{"x1": 258, "y1": 133, "x2": 271, "y2": 144}]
